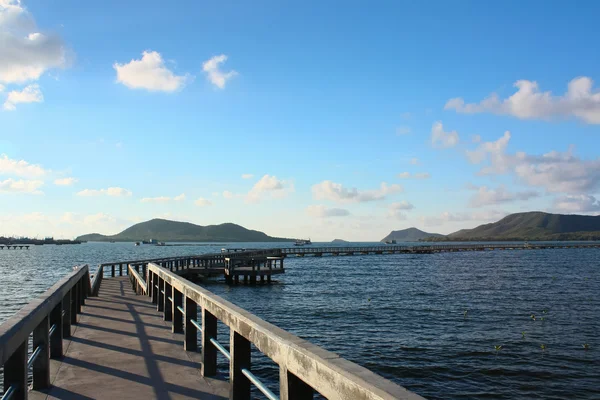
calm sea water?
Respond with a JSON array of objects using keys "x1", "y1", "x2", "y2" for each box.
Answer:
[{"x1": 0, "y1": 242, "x2": 598, "y2": 399}]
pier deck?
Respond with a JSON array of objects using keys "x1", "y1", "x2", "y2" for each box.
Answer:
[{"x1": 31, "y1": 277, "x2": 228, "y2": 400}]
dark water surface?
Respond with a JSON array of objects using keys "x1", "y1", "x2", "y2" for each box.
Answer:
[{"x1": 1, "y1": 242, "x2": 598, "y2": 399}]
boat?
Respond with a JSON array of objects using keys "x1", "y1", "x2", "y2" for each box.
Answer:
[
  {"x1": 385, "y1": 239, "x2": 397, "y2": 244},
  {"x1": 134, "y1": 242, "x2": 140, "y2": 246},
  {"x1": 294, "y1": 239, "x2": 312, "y2": 246},
  {"x1": 142, "y1": 239, "x2": 158, "y2": 245}
]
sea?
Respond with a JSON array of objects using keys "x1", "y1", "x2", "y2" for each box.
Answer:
[{"x1": 0, "y1": 242, "x2": 598, "y2": 399}]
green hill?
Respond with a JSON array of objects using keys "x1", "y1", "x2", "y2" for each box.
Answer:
[
  {"x1": 447, "y1": 212, "x2": 600, "y2": 241},
  {"x1": 381, "y1": 227, "x2": 444, "y2": 242},
  {"x1": 76, "y1": 218, "x2": 293, "y2": 242}
]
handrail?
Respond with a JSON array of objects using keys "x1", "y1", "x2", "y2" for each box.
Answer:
[
  {"x1": 146, "y1": 262, "x2": 424, "y2": 400},
  {"x1": 127, "y1": 264, "x2": 147, "y2": 295},
  {"x1": 0, "y1": 265, "x2": 91, "y2": 399},
  {"x1": 90, "y1": 265, "x2": 103, "y2": 296}
]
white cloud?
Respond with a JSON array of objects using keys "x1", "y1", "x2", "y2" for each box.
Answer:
[
  {"x1": 222, "y1": 190, "x2": 235, "y2": 199},
  {"x1": 467, "y1": 131, "x2": 600, "y2": 194},
  {"x1": 0, "y1": 0, "x2": 66, "y2": 84},
  {"x1": 409, "y1": 157, "x2": 419, "y2": 165},
  {"x1": 77, "y1": 187, "x2": 132, "y2": 197},
  {"x1": 468, "y1": 185, "x2": 539, "y2": 207},
  {"x1": 0, "y1": 153, "x2": 47, "y2": 177},
  {"x1": 397, "y1": 172, "x2": 430, "y2": 179},
  {"x1": 552, "y1": 194, "x2": 600, "y2": 213},
  {"x1": 396, "y1": 126, "x2": 411, "y2": 135},
  {"x1": 202, "y1": 54, "x2": 237, "y2": 89},
  {"x1": 140, "y1": 193, "x2": 186, "y2": 203},
  {"x1": 0, "y1": 178, "x2": 43, "y2": 194},
  {"x1": 387, "y1": 201, "x2": 413, "y2": 219},
  {"x1": 312, "y1": 180, "x2": 402, "y2": 203},
  {"x1": 194, "y1": 197, "x2": 212, "y2": 207},
  {"x1": 3, "y1": 83, "x2": 42, "y2": 110},
  {"x1": 246, "y1": 174, "x2": 293, "y2": 203},
  {"x1": 54, "y1": 177, "x2": 77, "y2": 186},
  {"x1": 114, "y1": 51, "x2": 190, "y2": 92},
  {"x1": 431, "y1": 121, "x2": 459, "y2": 148},
  {"x1": 306, "y1": 205, "x2": 350, "y2": 218},
  {"x1": 445, "y1": 76, "x2": 600, "y2": 124},
  {"x1": 0, "y1": 84, "x2": 4, "y2": 92},
  {"x1": 241, "y1": 174, "x2": 254, "y2": 179}
]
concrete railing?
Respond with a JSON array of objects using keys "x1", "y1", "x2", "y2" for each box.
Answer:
[
  {"x1": 0, "y1": 265, "x2": 90, "y2": 400},
  {"x1": 142, "y1": 262, "x2": 424, "y2": 400}
]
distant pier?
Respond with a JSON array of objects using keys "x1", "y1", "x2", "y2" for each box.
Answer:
[{"x1": 0, "y1": 245, "x2": 29, "y2": 250}]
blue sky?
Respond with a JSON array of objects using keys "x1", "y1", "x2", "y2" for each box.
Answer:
[{"x1": 1, "y1": 0, "x2": 599, "y2": 240}]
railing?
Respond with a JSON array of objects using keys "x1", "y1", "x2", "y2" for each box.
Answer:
[
  {"x1": 0, "y1": 265, "x2": 91, "y2": 400},
  {"x1": 141, "y1": 262, "x2": 424, "y2": 400}
]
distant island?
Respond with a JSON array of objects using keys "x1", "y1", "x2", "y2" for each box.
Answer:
[
  {"x1": 380, "y1": 227, "x2": 444, "y2": 242},
  {"x1": 422, "y1": 212, "x2": 600, "y2": 241},
  {"x1": 76, "y1": 218, "x2": 294, "y2": 243},
  {"x1": 331, "y1": 239, "x2": 349, "y2": 243},
  {"x1": 0, "y1": 237, "x2": 81, "y2": 245}
]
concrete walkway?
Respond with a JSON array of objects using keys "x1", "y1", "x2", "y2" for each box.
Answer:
[{"x1": 31, "y1": 277, "x2": 228, "y2": 400}]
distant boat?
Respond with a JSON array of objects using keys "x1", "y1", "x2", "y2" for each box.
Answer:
[
  {"x1": 109, "y1": 240, "x2": 116, "y2": 243},
  {"x1": 142, "y1": 239, "x2": 158, "y2": 245},
  {"x1": 294, "y1": 239, "x2": 312, "y2": 246},
  {"x1": 134, "y1": 242, "x2": 140, "y2": 246},
  {"x1": 385, "y1": 239, "x2": 397, "y2": 244}
]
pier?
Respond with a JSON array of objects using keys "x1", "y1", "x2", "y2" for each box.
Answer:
[{"x1": 0, "y1": 261, "x2": 423, "y2": 400}]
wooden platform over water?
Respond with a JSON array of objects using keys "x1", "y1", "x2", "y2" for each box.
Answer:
[{"x1": 31, "y1": 277, "x2": 228, "y2": 399}]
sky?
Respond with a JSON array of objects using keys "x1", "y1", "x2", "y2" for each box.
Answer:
[{"x1": 1, "y1": 0, "x2": 600, "y2": 241}]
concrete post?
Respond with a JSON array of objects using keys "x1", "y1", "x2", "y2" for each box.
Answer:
[
  {"x1": 184, "y1": 297, "x2": 197, "y2": 352},
  {"x1": 32, "y1": 315, "x2": 50, "y2": 389},
  {"x1": 111, "y1": 265, "x2": 115, "y2": 277},
  {"x1": 201, "y1": 308, "x2": 217, "y2": 376},
  {"x1": 70, "y1": 287, "x2": 77, "y2": 325},
  {"x1": 157, "y1": 276, "x2": 164, "y2": 312},
  {"x1": 151, "y1": 273, "x2": 158, "y2": 305},
  {"x1": 62, "y1": 291, "x2": 71, "y2": 338},
  {"x1": 164, "y1": 282, "x2": 172, "y2": 321},
  {"x1": 119, "y1": 263, "x2": 123, "y2": 276},
  {"x1": 279, "y1": 367, "x2": 314, "y2": 399},
  {"x1": 79, "y1": 276, "x2": 86, "y2": 306},
  {"x1": 50, "y1": 301, "x2": 63, "y2": 359},
  {"x1": 75, "y1": 281, "x2": 82, "y2": 314},
  {"x1": 4, "y1": 341, "x2": 27, "y2": 400},
  {"x1": 230, "y1": 331, "x2": 251, "y2": 400},
  {"x1": 173, "y1": 288, "x2": 183, "y2": 333}
]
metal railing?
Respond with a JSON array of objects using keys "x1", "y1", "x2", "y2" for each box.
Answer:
[
  {"x1": 139, "y1": 262, "x2": 424, "y2": 400},
  {"x1": 0, "y1": 265, "x2": 91, "y2": 400}
]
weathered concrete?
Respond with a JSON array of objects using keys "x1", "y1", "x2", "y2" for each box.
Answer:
[{"x1": 31, "y1": 277, "x2": 228, "y2": 400}]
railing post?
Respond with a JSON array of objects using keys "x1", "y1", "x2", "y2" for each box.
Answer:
[
  {"x1": 279, "y1": 367, "x2": 314, "y2": 400},
  {"x1": 164, "y1": 282, "x2": 172, "y2": 321},
  {"x1": 201, "y1": 308, "x2": 217, "y2": 376},
  {"x1": 63, "y1": 290, "x2": 72, "y2": 337},
  {"x1": 111, "y1": 264, "x2": 115, "y2": 277},
  {"x1": 70, "y1": 287, "x2": 77, "y2": 325},
  {"x1": 50, "y1": 301, "x2": 64, "y2": 358},
  {"x1": 230, "y1": 331, "x2": 251, "y2": 400},
  {"x1": 151, "y1": 273, "x2": 158, "y2": 305},
  {"x1": 157, "y1": 276, "x2": 164, "y2": 312},
  {"x1": 32, "y1": 315, "x2": 50, "y2": 389},
  {"x1": 79, "y1": 276, "x2": 86, "y2": 306},
  {"x1": 184, "y1": 296, "x2": 197, "y2": 351},
  {"x1": 75, "y1": 281, "x2": 82, "y2": 314},
  {"x1": 4, "y1": 340, "x2": 27, "y2": 400},
  {"x1": 173, "y1": 288, "x2": 183, "y2": 333},
  {"x1": 119, "y1": 263, "x2": 123, "y2": 276}
]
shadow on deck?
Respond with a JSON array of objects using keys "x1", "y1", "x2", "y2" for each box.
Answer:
[{"x1": 31, "y1": 277, "x2": 228, "y2": 400}]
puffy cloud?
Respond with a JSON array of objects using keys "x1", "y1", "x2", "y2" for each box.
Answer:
[
  {"x1": 552, "y1": 194, "x2": 600, "y2": 213},
  {"x1": 397, "y1": 172, "x2": 430, "y2": 179},
  {"x1": 77, "y1": 187, "x2": 132, "y2": 197},
  {"x1": 222, "y1": 190, "x2": 236, "y2": 199},
  {"x1": 0, "y1": 0, "x2": 66, "y2": 84},
  {"x1": 306, "y1": 205, "x2": 350, "y2": 218},
  {"x1": 54, "y1": 177, "x2": 77, "y2": 186},
  {"x1": 396, "y1": 126, "x2": 411, "y2": 135},
  {"x1": 0, "y1": 153, "x2": 47, "y2": 177},
  {"x1": 114, "y1": 51, "x2": 190, "y2": 92},
  {"x1": 140, "y1": 193, "x2": 186, "y2": 203},
  {"x1": 202, "y1": 54, "x2": 237, "y2": 89},
  {"x1": 468, "y1": 184, "x2": 539, "y2": 207},
  {"x1": 246, "y1": 174, "x2": 293, "y2": 203},
  {"x1": 467, "y1": 131, "x2": 600, "y2": 194},
  {"x1": 312, "y1": 180, "x2": 402, "y2": 203},
  {"x1": 388, "y1": 201, "x2": 414, "y2": 219},
  {"x1": 0, "y1": 177, "x2": 43, "y2": 194},
  {"x1": 409, "y1": 157, "x2": 420, "y2": 165},
  {"x1": 445, "y1": 77, "x2": 600, "y2": 124},
  {"x1": 3, "y1": 83, "x2": 42, "y2": 110},
  {"x1": 431, "y1": 122, "x2": 459, "y2": 148},
  {"x1": 241, "y1": 174, "x2": 254, "y2": 179},
  {"x1": 194, "y1": 198, "x2": 212, "y2": 207}
]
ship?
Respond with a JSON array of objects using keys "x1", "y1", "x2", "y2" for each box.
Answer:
[
  {"x1": 294, "y1": 238, "x2": 312, "y2": 246},
  {"x1": 385, "y1": 239, "x2": 397, "y2": 244}
]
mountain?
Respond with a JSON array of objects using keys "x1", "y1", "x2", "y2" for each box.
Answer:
[
  {"x1": 380, "y1": 227, "x2": 444, "y2": 242},
  {"x1": 331, "y1": 239, "x2": 349, "y2": 243},
  {"x1": 76, "y1": 219, "x2": 293, "y2": 242},
  {"x1": 447, "y1": 212, "x2": 600, "y2": 241}
]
